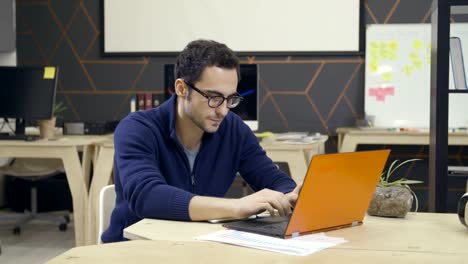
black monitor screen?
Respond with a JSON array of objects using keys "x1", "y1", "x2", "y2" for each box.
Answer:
[
  {"x1": 164, "y1": 64, "x2": 259, "y2": 130},
  {"x1": 0, "y1": 66, "x2": 58, "y2": 120}
]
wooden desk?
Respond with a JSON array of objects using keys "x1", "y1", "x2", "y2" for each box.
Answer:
[
  {"x1": 49, "y1": 213, "x2": 468, "y2": 263},
  {"x1": 0, "y1": 135, "x2": 107, "y2": 246},
  {"x1": 123, "y1": 213, "x2": 467, "y2": 254},
  {"x1": 337, "y1": 127, "x2": 468, "y2": 153},
  {"x1": 46, "y1": 239, "x2": 466, "y2": 264}
]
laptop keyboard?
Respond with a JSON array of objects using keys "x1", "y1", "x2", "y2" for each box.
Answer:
[
  {"x1": 248, "y1": 219, "x2": 288, "y2": 231},
  {"x1": 223, "y1": 215, "x2": 290, "y2": 237}
]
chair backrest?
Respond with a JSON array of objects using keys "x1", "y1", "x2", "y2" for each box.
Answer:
[{"x1": 98, "y1": 184, "x2": 116, "y2": 244}]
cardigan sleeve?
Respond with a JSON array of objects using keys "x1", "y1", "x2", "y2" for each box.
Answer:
[
  {"x1": 114, "y1": 115, "x2": 195, "y2": 220},
  {"x1": 237, "y1": 123, "x2": 297, "y2": 193}
]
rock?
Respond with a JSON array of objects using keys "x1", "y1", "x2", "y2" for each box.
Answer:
[{"x1": 367, "y1": 186, "x2": 413, "y2": 218}]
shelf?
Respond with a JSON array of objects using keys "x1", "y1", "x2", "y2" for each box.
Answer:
[
  {"x1": 429, "y1": 0, "x2": 468, "y2": 213},
  {"x1": 448, "y1": 174, "x2": 468, "y2": 178},
  {"x1": 448, "y1": 166, "x2": 468, "y2": 178},
  {"x1": 448, "y1": 90, "x2": 468, "y2": 93},
  {"x1": 450, "y1": 1, "x2": 468, "y2": 7}
]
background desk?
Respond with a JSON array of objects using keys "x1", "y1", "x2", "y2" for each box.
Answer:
[
  {"x1": 50, "y1": 213, "x2": 467, "y2": 263},
  {"x1": 87, "y1": 139, "x2": 115, "y2": 245},
  {"x1": 0, "y1": 136, "x2": 108, "y2": 246},
  {"x1": 260, "y1": 140, "x2": 325, "y2": 183},
  {"x1": 336, "y1": 127, "x2": 468, "y2": 195},
  {"x1": 337, "y1": 127, "x2": 468, "y2": 153}
]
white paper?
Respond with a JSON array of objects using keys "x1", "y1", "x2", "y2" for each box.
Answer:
[{"x1": 195, "y1": 230, "x2": 347, "y2": 256}]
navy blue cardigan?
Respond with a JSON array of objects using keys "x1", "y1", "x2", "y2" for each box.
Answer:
[{"x1": 101, "y1": 95, "x2": 296, "y2": 242}]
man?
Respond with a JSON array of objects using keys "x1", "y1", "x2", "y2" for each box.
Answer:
[{"x1": 102, "y1": 39, "x2": 299, "y2": 243}]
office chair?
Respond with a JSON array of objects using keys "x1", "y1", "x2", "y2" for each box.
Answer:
[
  {"x1": 0, "y1": 158, "x2": 69, "y2": 235},
  {"x1": 98, "y1": 184, "x2": 115, "y2": 244}
]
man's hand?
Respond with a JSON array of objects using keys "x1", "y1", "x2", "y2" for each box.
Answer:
[
  {"x1": 233, "y1": 188, "x2": 295, "y2": 218},
  {"x1": 188, "y1": 185, "x2": 302, "y2": 221},
  {"x1": 285, "y1": 184, "x2": 301, "y2": 207}
]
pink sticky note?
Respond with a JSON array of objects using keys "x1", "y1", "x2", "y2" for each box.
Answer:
[{"x1": 369, "y1": 86, "x2": 395, "y2": 102}]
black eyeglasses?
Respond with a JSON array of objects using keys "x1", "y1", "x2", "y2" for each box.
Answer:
[{"x1": 183, "y1": 80, "x2": 243, "y2": 109}]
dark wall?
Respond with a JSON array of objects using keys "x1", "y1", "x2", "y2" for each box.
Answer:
[{"x1": 16, "y1": 0, "x2": 433, "y2": 135}]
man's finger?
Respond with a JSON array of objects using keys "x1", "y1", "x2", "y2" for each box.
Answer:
[
  {"x1": 293, "y1": 184, "x2": 302, "y2": 195},
  {"x1": 267, "y1": 198, "x2": 285, "y2": 216}
]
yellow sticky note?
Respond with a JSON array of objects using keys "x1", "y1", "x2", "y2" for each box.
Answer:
[
  {"x1": 370, "y1": 41, "x2": 379, "y2": 50},
  {"x1": 44, "y1": 66, "x2": 56, "y2": 79},
  {"x1": 381, "y1": 50, "x2": 389, "y2": 59},
  {"x1": 413, "y1": 40, "x2": 423, "y2": 50},
  {"x1": 409, "y1": 52, "x2": 419, "y2": 60},
  {"x1": 413, "y1": 60, "x2": 423, "y2": 69},
  {"x1": 382, "y1": 72, "x2": 393, "y2": 82},
  {"x1": 369, "y1": 61, "x2": 378, "y2": 73},
  {"x1": 388, "y1": 40, "x2": 398, "y2": 51},
  {"x1": 402, "y1": 65, "x2": 413, "y2": 76},
  {"x1": 388, "y1": 52, "x2": 397, "y2": 60},
  {"x1": 379, "y1": 42, "x2": 387, "y2": 50},
  {"x1": 370, "y1": 49, "x2": 379, "y2": 58}
]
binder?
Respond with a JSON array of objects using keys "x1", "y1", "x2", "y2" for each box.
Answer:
[
  {"x1": 129, "y1": 95, "x2": 136, "y2": 112},
  {"x1": 144, "y1": 93, "x2": 152, "y2": 110},
  {"x1": 136, "y1": 93, "x2": 145, "y2": 110},
  {"x1": 152, "y1": 93, "x2": 164, "y2": 108},
  {"x1": 450, "y1": 37, "x2": 467, "y2": 90}
]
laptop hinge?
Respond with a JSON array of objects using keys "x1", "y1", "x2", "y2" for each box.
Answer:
[
  {"x1": 291, "y1": 232, "x2": 300, "y2": 238},
  {"x1": 351, "y1": 221, "x2": 359, "y2": 227}
]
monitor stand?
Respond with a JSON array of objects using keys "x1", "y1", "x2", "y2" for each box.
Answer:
[{"x1": 0, "y1": 118, "x2": 39, "y2": 141}]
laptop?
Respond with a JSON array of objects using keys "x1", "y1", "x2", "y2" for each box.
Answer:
[{"x1": 223, "y1": 149, "x2": 390, "y2": 238}]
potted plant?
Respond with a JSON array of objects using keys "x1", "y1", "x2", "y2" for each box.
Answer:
[
  {"x1": 39, "y1": 101, "x2": 66, "y2": 139},
  {"x1": 367, "y1": 158, "x2": 423, "y2": 218}
]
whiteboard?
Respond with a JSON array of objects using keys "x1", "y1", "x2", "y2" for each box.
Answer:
[
  {"x1": 104, "y1": 0, "x2": 361, "y2": 53},
  {"x1": 365, "y1": 24, "x2": 468, "y2": 128}
]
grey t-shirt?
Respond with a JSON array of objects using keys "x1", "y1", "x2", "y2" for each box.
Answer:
[{"x1": 182, "y1": 145, "x2": 199, "y2": 172}]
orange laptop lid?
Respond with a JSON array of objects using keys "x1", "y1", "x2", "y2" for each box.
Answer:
[{"x1": 284, "y1": 149, "x2": 390, "y2": 237}]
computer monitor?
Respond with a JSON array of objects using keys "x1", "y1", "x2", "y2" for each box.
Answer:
[
  {"x1": 0, "y1": 66, "x2": 58, "y2": 139},
  {"x1": 164, "y1": 64, "x2": 259, "y2": 131}
]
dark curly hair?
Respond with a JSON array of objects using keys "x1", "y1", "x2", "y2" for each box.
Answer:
[{"x1": 174, "y1": 39, "x2": 240, "y2": 84}]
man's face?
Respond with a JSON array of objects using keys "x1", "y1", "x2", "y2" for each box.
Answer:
[{"x1": 183, "y1": 66, "x2": 238, "y2": 133}]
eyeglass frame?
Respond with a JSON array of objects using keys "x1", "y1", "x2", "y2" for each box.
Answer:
[{"x1": 183, "y1": 80, "x2": 243, "y2": 109}]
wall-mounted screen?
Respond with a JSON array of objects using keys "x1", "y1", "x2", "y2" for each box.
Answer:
[{"x1": 104, "y1": 0, "x2": 361, "y2": 54}]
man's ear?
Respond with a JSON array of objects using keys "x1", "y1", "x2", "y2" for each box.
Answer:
[{"x1": 174, "y1": 79, "x2": 187, "y2": 97}]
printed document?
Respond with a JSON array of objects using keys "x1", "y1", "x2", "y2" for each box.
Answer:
[{"x1": 195, "y1": 230, "x2": 347, "y2": 256}]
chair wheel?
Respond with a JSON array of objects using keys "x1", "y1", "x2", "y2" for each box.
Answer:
[
  {"x1": 64, "y1": 215, "x2": 70, "y2": 223},
  {"x1": 59, "y1": 223, "x2": 67, "y2": 231},
  {"x1": 13, "y1": 227, "x2": 21, "y2": 235}
]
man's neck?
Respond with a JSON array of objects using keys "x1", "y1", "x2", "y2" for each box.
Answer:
[
  {"x1": 177, "y1": 131, "x2": 202, "y2": 151},
  {"x1": 175, "y1": 103, "x2": 203, "y2": 151}
]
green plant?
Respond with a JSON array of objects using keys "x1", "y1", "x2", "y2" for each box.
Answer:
[
  {"x1": 53, "y1": 101, "x2": 67, "y2": 118},
  {"x1": 378, "y1": 158, "x2": 423, "y2": 211}
]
